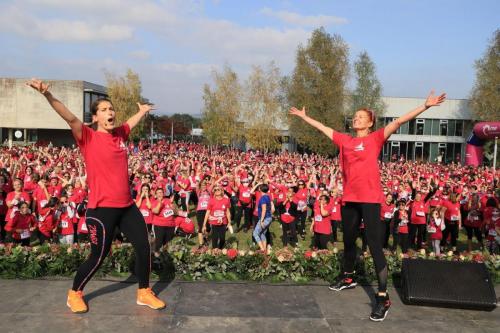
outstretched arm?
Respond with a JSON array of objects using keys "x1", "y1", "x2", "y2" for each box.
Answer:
[
  {"x1": 289, "y1": 107, "x2": 334, "y2": 139},
  {"x1": 26, "y1": 79, "x2": 83, "y2": 141},
  {"x1": 384, "y1": 91, "x2": 446, "y2": 140},
  {"x1": 126, "y1": 103, "x2": 154, "y2": 131}
]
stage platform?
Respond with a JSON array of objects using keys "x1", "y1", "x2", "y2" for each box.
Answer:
[{"x1": 0, "y1": 279, "x2": 498, "y2": 332}]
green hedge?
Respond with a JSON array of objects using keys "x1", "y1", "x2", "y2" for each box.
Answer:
[{"x1": 0, "y1": 243, "x2": 498, "y2": 284}]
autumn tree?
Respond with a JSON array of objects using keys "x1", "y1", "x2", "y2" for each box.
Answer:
[
  {"x1": 105, "y1": 68, "x2": 146, "y2": 140},
  {"x1": 202, "y1": 65, "x2": 242, "y2": 146},
  {"x1": 469, "y1": 29, "x2": 500, "y2": 121},
  {"x1": 243, "y1": 62, "x2": 285, "y2": 152},
  {"x1": 287, "y1": 28, "x2": 350, "y2": 155}
]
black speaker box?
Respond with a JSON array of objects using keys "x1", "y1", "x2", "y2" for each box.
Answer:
[{"x1": 401, "y1": 258, "x2": 497, "y2": 311}]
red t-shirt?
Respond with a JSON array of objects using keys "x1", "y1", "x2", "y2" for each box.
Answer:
[
  {"x1": 280, "y1": 201, "x2": 295, "y2": 224},
  {"x1": 397, "y1": 209, "x2": 409, "y2": 234},
  {"x1": 5, "y1": 191, "x2": 31, "y2": 223},
  {"x1": 313, "y1": 203, "x2": 332, "y2": 235},
  {"x1": 175, "y1": 216, "x2": 195, "y2": 234},
  {"x1": 238, "y1": 185, "x2": 252, "y2": 205},
  {"x1": 58, "y1": 207, "x2": 75, "y2": 236},
  {"x1": 330, "y1": 196, "x2": 342, "y2": 221},
  {"x1": 6, "y1": 212, "x2": 36, "y2": 240},
  {"x1": 410, "y1": 200, "x2": 428, "y2": 225},
  {"x1": 207, "y1": 197, "x2": 230, "y2": 225},
  {"x1": 442, "y1": 200, "x2": 461, "y2": 223},
  {"x1": 196, "y1": 190, "x2": 211, "y2": 211},
  {"x1": 76, "y1": 124, "x2": 133, "y2": 209},
  {"x1": 137, "y1": 199, "x2": 153, "y2": 225},
  {"x1": 332, "y1": 128, "x2": 386, "y2": 203},
  {"x1": 152, "y1": 198, "x2": 176, "y2": 227}
]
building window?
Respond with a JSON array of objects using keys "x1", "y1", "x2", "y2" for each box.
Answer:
[
  {"x1": 408, "y1": 119, "x2": 415, "y2": 135},
  {"x1": 455, "y1": 120, "x2": 463, "y2": 136},
  {"x1": 415, "y1": 142, "x2": 424, "y2": 160},
  {"x1": 440, "y1": 120, "x2": 448, "y2": 136},
  {"x1": 390, "y1": 141, "x2": 400, "y2": 160},
  {"x1": 416, "y1": 119, "x2": 425, "y2": 135}
]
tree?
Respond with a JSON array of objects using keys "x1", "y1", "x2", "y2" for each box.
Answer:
[
  {"x1": 351, "y1": 51, "x2": 386, "y2": 121},
  {"x1": 287, "y1": 28, "x2": 350, "y2": 155},
  {"x1": 202, "y1": 65, "x2": 242, "y2": 146},
  {"x1": 470, "y1": 29, "x2": 500, "y2": 121},
  {"x1": 243, "y1": 62, "x2": 285, "y2": 152},
  {"x1": 105, "y1": 68, "x2": 145, "y2": 140}
]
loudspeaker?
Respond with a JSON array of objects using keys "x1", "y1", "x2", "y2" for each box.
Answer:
[{"x1": 401, "y1": 258, "x2": 497, "y2": 311}]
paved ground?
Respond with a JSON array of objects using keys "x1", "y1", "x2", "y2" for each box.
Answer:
[{"x1": 0, "y1": 278, "x2": 498, "y2": 333}]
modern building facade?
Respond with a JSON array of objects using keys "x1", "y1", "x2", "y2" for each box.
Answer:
[
  {"x1": 378, "y1": 96, "x2": 472, "y2": 163},
  {"x1": 0, "y1": 78, "x2": 107, "y2": 146}
]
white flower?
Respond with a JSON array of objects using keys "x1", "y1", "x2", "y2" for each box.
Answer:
[
  {"x1": 429, "y1": 252, "x2": 435, "y2": 257},
  {"x1": 447, "y1": 251, "x2": 453, "y2": 257},
  {"x1": 419, "y1": 249, "x2": 426, "y2": 255},
  {"x1": 311, "y1": 251, "x2": 317, "y2": 258},
  {"x1": 222, "y1": 249, "x2": 228, "y2": 255},
  {"x1": 248, "y1": 250, "x2": 255, "y2": 256},
  {"x1": 277, "y1": 255, "x2": 285, "y2": 263},
  {"x1": 333, "y1": 247, "x2": 338, "y2": 254},
  {"x1": 238, "y1": 250, "x2": 246, "y2": 256}
]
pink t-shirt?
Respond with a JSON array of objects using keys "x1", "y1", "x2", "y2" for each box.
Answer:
[{"x1": 332, "y1": 128, "x2": 386, "y2": 203}]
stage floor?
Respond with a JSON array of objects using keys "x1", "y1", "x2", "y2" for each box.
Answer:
[{"x1": 1, "y1": 279, "x2": 498, "y2": 332}]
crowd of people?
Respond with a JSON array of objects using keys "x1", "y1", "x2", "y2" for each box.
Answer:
[{"x1": 1, "y1": 141, "x2": 499, "y2": 255}]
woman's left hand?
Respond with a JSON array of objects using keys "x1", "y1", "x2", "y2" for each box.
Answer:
[
  {"x1": 424, "y1": 91, "x2": 447, "y2": 108},
  {"x1": 137, "y1": 102, "x2": 155, "y2": 114}
]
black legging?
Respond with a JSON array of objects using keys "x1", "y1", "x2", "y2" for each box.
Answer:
[
  {"x1": 296, "y1": 211, "x2": 307, "y2": 236},
  {"x1": 72, "y1": 205, "x2": 151, "y2": 291},
  {"x1": 153, "y1": 225, "x2": 175, "y2": 252},
  {"x1": 341, "y1": 202, "x2": 387, "y2": 293},
  {"x1": 235, "y1": 204, "x2": 252, "y2": 230},
  {"x1": 409, "y1": 223, "x2": 426, "y2": 249},
  {"x1": 382, "y1": 218, "x2": 391, "y2": 248},
  {"x1": 282, "y1": 221, "x2": 297, "y2": 247},
  {"x1": 313, "y1": 233, "x2": 329, "y2": 249},
  {"x1": 331, "y1": 220, "x2": 340, "y2": 242},
  {"x1": 211, "y1": 224, "x2": 226, "y2": 249},
  {"x1": 465, "y1": 226, "x2": 483, "y2": 242},
  {"x1": 441, "y1": 221, "x2": 459, "y2": 248}
]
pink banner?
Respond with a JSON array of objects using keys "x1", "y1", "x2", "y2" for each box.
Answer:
[
  {"x1": 465, "y1": 144, "x2": 484, "y2": 167},
  {"x1": 473, "y1": 122, "x2": 500, "y2": 140}
]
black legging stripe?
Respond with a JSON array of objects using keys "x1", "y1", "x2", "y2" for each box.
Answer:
[
  {"x1": 341, "y1": 202, "x2": 388, "y2": 293},
  {"x1": 72, "y1": 205, "x2": 151, "y2": 291}
]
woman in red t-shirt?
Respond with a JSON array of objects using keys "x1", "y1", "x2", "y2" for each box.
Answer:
[
  {"x1": 5, "y1": 201, "x2": 37, "y2": 246},
  {"x1": 310, "y1": 195, "x2": 332, "y2": 250},
  {"x1": 135, "y1": 184, "x2": 153, "y2": 230},
  {"x1": 27, "y1": 79, "x2": 165, "y2": 314},
  {"x1": 464, "y1": 193, "x2": 483, "y2": 252},
  {"x1": 440, "y1": 193, "x2": 462, "y2": 253},
  {"x1": 290, "y1": 90, "x2": 446, "y2": 321},
  {"x1": 280, "y1": 187, "x2": 298, "y2": 247},
  {"x1": 202, "y1": 185, "x2": 231, "y2": 249}
]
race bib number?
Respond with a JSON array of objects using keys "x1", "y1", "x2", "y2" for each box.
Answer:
[
  {"x1": 332, "y1": 207, "x2": 337, "y2": 213},
  {"x1": 163, "y1": 209, "x2": 174, "y2": 218},
  {"x1": 200, "y1": 201, "x2": 208, "y2": 209},
  {"x1": 488, "y1": 229, "x2": 497, "y2": 237},
  {"x1": 0, "y1": 200, "x2": 3, "y2": 205},
  {"x1": 141, "y1": 210, "x2": 150, "y2": 217},
  {"x1": 297, "y1": 201, "x2": 307, "y2": 210},
  {"x1": 213, "y1": 210, "x2": 225, "y2": 218},
  {"x1": 314, "y1": 215, "x2": 323, "y2": 222},
  {"x1": 242, "y1": 192, "x2": 251, "y2": 198},
  {"x1": 40, "y1": 200, "x2": 48, "y2": 208},
  {"x1": 427, "y1": 226, "x2": 437, "y2": 233},
  {"x1": 384, "y1": 212, "x2": 392, "y2": 219},
  {"x1": 278, "y1": 194, "x2": 284, "y2": 200},
  {"x1": 473, "y1": 216, "x2": 480, "y2": 221},
  {"x1": 450, "y1": 215, "x2": 459, "y2": 221},
  {"x1": 416, "y1": 211, "x2": 425, "y2": 217},
  {"x1": 61, "y1": 220, "x2": 69, "y2": 228},
  {"x1": 399, "y1": 219, "x2": 408, "y2": 226},
  {"x1": 20, "y1": 230, "x2": 31, "y2": 239},
  {"x1": 81, "y1": 223, "x2": 87, "y2": 231}
]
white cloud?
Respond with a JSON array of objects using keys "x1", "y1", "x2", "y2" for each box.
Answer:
[
  {"x1": 260, "y1": 7, "x2": 348, "y2": 27},
  {"x1": 0, "y1": 5, "x2": 133, "y2": 42},
  {"x1": 129, "y1": 50, "x2": 151, "y2": 60},
  {"x1": 159, "y1": 63, "x2": 216, "y2": 77}
]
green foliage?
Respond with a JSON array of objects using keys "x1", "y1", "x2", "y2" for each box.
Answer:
[
  {"x1": 105, "y1": 68, "x2": 146, "y2": 140},
  {"x1": 202, "y1": 64, "x2": 243, "y2": 146},
  {"x1": 287, "y1": 27, "x2": 350, "y2": 155},
  {"x1": 351, "y1": 51, "x2": 386, "y2": 119},
  {"x1": 1, "y1": 243, "x2": 498, "y2": 284},
  {"x1": 469, "y1": 29, "x2": 500, "y2": 121}
]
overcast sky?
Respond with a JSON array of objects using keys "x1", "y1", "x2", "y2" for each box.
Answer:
[{"x1": 1, "y1": 0, "x2": 498, "y2": 115}]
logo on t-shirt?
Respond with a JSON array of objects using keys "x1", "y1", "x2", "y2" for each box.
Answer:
[
  {"x1": 119, "y1": 140, "x2": 127, "y2": 151},
  {"x1": 354, "y1": 142, "x2": 365, "y2": 152}
]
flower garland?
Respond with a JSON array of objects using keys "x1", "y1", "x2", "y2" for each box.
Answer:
[{"x1": 0, "y1": 243, "x2": 498, "y2": 284}]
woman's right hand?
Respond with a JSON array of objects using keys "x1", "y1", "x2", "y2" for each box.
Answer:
[
  {"x1": 289, "y1": 106, "x2": 306, "y2": 118},
  {"x1": 26, "y1": 79, "x2": 50, "y2": 95}
]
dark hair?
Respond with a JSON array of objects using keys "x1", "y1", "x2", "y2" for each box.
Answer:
[
  {"x1": 319, "y1": 194, "x2": 330, "y2": 203},
  {"x1": 90, "y1": 98, "x2": 113, "y2": 116},
  {"x1": 260, "y1": 184, "x2": 269, "y2": 193},
  {"x1": 47, "y1": 196, "x2": 60, "y2": 208},
  {"x1": 17, "y1": 201, "x2": 29, "y2": 209},
  {"x1": 486, "y1": 197, "x2": 498, "y2": 208}
]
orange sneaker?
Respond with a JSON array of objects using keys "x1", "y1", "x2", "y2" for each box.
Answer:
[
  {"x1": 136, "y1": 288, "x2": 166, "y2": 310},
  {"x1": 67, "y1": 290, "x2": 88, "y2": 313}
]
